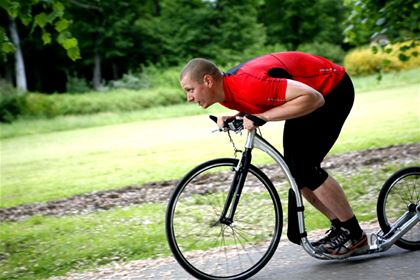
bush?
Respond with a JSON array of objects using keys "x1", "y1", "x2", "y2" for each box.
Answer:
[
  {"x1": 66, "y1": 75, "x2": 91, "y2": 93},
  {"x1": 138, "y1": 65, "x2": 182, "y2": 90},
  {"x1": 344, "y1": 42, "x2": 420, "y2": 76},
  {"x1": 108, "y1": 73, "x2": 143, "y2": 90},
  {"x1": 0, "y1": 79, "x2": 25, "y2": 122},
  {"x1": 1, "y1": 86, "x2": 185, "y2": 121}
]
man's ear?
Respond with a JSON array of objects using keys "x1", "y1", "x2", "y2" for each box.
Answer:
[{"x1": 203, "y1": 74, "x2": 213, "y2": 88}]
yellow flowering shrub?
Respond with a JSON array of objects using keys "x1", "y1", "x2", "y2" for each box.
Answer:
[{"x1": 344, "y1": 42, "x2": 420, "y2": 76}]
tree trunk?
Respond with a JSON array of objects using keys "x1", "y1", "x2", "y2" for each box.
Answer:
[
  {"x1": 8, "y1": 16, "x2": 27, "y2": 93},
  {"x1": 152, "y1": 0, "x2": 161, "y2": 16},
  {"x1": 92, "y1": 49, "x2": 101, "y2": 90}
]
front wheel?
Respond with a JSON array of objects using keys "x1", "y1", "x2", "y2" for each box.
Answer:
[
  {"x1": 166, "y1": 158, "x2": 282, "y2": 280},
  {"x1": 377, "y1": 166, "x2": 420, "y2": 250}
]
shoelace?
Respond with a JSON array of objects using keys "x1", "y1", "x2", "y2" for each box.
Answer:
[{"x1": 329, "y1": 230, "x2": 351, "y2": 248}]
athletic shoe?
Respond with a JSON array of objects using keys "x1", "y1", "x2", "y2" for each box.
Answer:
[
  {"x1": 320, "y1": 228, "x2": 369, "y2": 258},
  {"x1": 311, "y1": 225, "x2": 342, "y2": 247}
]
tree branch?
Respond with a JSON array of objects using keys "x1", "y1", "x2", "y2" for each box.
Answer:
[{"x1": 67, "y1": 0, "x2": 103, "y2": 12}]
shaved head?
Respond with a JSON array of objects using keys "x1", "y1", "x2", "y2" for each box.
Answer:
[{"x1": 180, "y1": 58, "x2": 222, "y2": 83}]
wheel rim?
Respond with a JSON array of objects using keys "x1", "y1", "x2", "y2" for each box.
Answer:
[
  {"x1": 169, "y1": 162, "x2": 281, "y2": 279},
  {"x1": 383, "y1": 171, "x2": 420, "y2": 244}
]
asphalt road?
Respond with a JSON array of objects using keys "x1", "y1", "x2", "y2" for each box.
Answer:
[{"x1": 133, "y1": 239, "x2": 420, "y2": 280}]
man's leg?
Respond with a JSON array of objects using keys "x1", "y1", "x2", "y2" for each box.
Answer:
[
  {"x1": 312, "y1": 176, "x2": 354, "y2": 221},
  {"x1": 300, "y1": 187, "x2": 337, "y2": 220}
]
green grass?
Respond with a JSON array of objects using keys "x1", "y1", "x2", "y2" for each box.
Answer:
[
  {"x1": 0, "y1": 204, "x2": 168, "y2": 280},
  {"x1": 0, "y1": 103, "x2": 227, "y2": 139}
]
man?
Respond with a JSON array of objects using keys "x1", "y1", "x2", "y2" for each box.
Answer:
[{"x1": 179, "y1": 51, "x2": 369, "y2": 258}]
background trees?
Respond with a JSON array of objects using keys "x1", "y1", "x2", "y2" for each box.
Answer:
[
  {"x1": 345, "y1": 0, "x2": 419, "y2": 59},
  {"x1": 0, "y1": 0, "x2": 418, "y2": 93},
  {"x1": 260, "y1": 0, "x2": 345, "y2": 50}
]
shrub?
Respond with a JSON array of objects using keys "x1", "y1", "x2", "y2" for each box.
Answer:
[
  {"x1": 19, "y1": 93, "x2": 61, "y2": 118},
  {"x1": 0, "y1": 79, "x2": 25, "y2": 122},
  {"x1": 108, "y1": 73, "x2": 143, "y2": 90},
  {"x1": 344, "y1": 42, "x2": 420, "y2": 76},
  {"x1": 66, "y1": 75, "x2": 91, "y2": 93},
  {"x1": 138, "y1": 65, "x2": 182, "y2": 90},
  {"x1": 1, "y1": 87, "x2": 185, "y2": 121}
]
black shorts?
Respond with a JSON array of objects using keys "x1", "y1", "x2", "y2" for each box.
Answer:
[{"x1": 283, "y1": 73, "x2": 355, "y2": 190}]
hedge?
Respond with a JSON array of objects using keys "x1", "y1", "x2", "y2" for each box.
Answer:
[{"x1": 0, "y1": 87, "x2": 185, "y2": 122}]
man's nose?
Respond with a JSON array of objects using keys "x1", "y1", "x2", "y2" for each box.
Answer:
[{"x1": 187, "y1": 94, "x2": 194, "y2": 102}]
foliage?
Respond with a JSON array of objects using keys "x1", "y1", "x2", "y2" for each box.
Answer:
[
  {"x1": 0, "y1": 65, "x2": 187, "y2": 121},
  {"x1": 344, "y1": 0, "x2": 419, "y2": 63},
  {"x1": 66, "y1": 0, "x2": 139, "y2": 75},
  {"x1": 108, "y1": 73, "x2": 142, "y2": 90},
  {"x1": 16, "y1": 87, "x2": 184, "y2": 118},
  {"x1": 65, "y1": 74, "x2": 90, "y2": 93},
  {"x1": 0, "y1": 79, "x2": 24, "y2": 122},
  {"x1": 260, "y1": 0, "x2": 345, "y2": 50},
  {"x1": 137, "y1": 64, "x2": 181, "y2": 90},
  {"x1": 136, "y1": 0, "x2": 266, "y2": 66},
  {"x1": 344, "y1": 43, "x2": 420, "y2": 76},
  {"x1": 0, "y1": 0, "x2": 80, "y2": 60}
]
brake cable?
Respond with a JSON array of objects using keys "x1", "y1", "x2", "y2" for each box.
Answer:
[{"x1": 227, "y1": 130, "x2": 243, "y2": 158}]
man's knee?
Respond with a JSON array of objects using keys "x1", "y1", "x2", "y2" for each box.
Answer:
[{"x1": 292, "y1": 166, "x2": 328, "y2": 191}]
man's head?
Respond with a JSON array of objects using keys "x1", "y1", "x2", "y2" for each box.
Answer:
[
  {"x1": 180, "y1": 58, "x2": 224, "y2": 108},
  {"x1": 180, "y1": 58, "x2": 222, "y2": 84}
]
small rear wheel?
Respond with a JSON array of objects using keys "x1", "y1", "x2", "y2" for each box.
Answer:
[
  {"x1": 166, "y1": 158, "x2": 282, "y2": 279},
  {"x1": 377, "y1": 166, "x2": 420, "y2": 250}
]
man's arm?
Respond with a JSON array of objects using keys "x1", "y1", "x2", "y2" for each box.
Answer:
[{"x1": 243, "y1": 79, "x2": 325, "y2": 130}]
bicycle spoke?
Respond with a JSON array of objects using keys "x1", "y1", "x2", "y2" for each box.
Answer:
[
  {"x1": 167, "y1": 159, "x2": 282, "y2": 279},
  {"x1": 378, "y1": 167, "x2": 420, "y2": 250}
]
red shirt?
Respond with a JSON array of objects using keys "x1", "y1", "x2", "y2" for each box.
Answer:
[{"x1": 221, "y1": 52, "x2": 345, "y2": 114}]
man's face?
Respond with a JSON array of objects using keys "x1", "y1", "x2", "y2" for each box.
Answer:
[{"x1": 180, "y1": 74, "x2": 213, "y2": 109}]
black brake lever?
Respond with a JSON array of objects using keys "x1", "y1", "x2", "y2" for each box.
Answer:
[
  {"x1": 209, "y1": 115, "x2": 218, "y2": 123},
  {"x1": 209, "y1": 115, "x2": 244, "y2": 132}
]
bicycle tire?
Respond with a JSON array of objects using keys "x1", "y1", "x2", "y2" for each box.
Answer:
[
  {"x1": 166, "y1": 158, "x2": 282, "y2": 280},
  {"x1": 377, "y1": 166, "x2": 420, "y2": 250}
]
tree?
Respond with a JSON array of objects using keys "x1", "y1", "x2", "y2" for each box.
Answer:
[
  {"x1": 0, "y1": 0, "x2": 80, "y2": 92},
  {"x1": 212, "y1": 0, "x2": 266, "y2": 63},
  {"x1": 66, "y1": 0, "x2": 140, "y2": 90},
  {"x1": 0, "y1": 0, "x2": 80, "y2": 60},
  {"x1": 260, "y1": 0, "x2": 345, "y2": 50},
  {"x1": 136, "y1": 0, "x2": 266, "y2": 66},
  {"x1": 7, "y1": 15, "x2": 26, "y2": 91},
  {"x1": 345, "y1": 0, "x2": 420, "y2": 61}
]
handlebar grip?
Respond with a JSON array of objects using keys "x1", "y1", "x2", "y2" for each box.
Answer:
[{"x1": 209, "y1": 115, "x2": 218, "y2": 123}]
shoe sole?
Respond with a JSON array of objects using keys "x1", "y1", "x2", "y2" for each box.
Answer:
[
  {"x1": 324, "y1": 236, "x2": 369, "y2": 259},
  {"x1": 326, "y1": 244, "x2": 369, "y2": 259}
]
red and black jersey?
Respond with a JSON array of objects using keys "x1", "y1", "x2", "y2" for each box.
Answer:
[{"x1": 221, "y1": 51, "x2": 346, "y2": 114}]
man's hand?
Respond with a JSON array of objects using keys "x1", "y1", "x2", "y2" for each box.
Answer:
[
  {"x1": 216, "y1": 116, "x2": 234, "y2": 130},
  {"x1": 243, "y1": 116, "x2": 256, "y2": 131},
  {"x1": 244, "y1": 114, "x2": 267, "y2": 131}
]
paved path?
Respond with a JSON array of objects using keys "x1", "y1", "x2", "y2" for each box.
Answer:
[
  {"x1": 51, "y1": 222, "x2": 420, "y2": 280},
  {"x1": 55, "y1": 238, "x2": 419, "y2": 280},
  {"x1": 133, "y1": 241, "x2": 419, "y2": 280}
]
